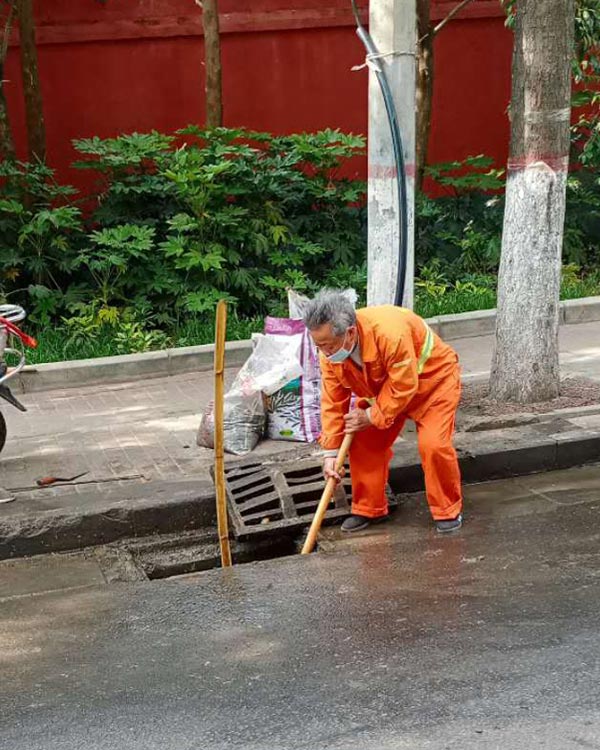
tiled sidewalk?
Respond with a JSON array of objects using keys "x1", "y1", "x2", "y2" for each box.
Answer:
[{"x1": 1, "y1": 321, "x2": 599, "y2": 509}]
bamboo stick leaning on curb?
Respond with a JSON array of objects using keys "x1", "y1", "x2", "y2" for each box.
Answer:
[
  {"x1": 301, "y1": 432, "x2": 354, "y2": 555},
  {"x1": 214, "y1": 300, "x2": 232, "y2": 568}
]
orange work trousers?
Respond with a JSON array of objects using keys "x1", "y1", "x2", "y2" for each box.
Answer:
[{"x1": 349, "y1": 371, "x2": 462, "y2": 521}]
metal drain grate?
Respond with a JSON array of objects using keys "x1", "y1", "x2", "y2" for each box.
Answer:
[{"x1": 219, "y1": 457, "x2": 351, "y2": 540}]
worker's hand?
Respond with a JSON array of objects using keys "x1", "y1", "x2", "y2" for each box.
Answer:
[
  {"x1": 323, "y1": 456, "x2": 345, "y2": 484},
  {"x1": 344, "y1": 408, "x2": 371, "y2": 434}
]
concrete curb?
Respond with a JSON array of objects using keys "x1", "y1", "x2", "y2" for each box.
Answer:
[
  {"x1": 461, "y1": 403, "x2": 600, "y2": 433},
  {"x1": 427, "y1": 295, "x2": 600, "y2": 341},
  {"x1": 2, "y1": 424, "x2": 599, "y2": 560},
  {"x1": 390, "y1": 424, "x2": 600, "y2": 494},
  {"x1": 0, "y1": 479, "x2": 216, "y2": 561},
  {"x1": 15, "y1": 340, "x2": 254, "y2": 394},
  {"x1": 14, "y1": 295, "x2": 600, "y2": 394}
]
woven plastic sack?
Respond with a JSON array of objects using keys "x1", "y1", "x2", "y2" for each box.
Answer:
[
  {"x1": 263, "y1": 289, "x2": 359, "y2": 443},
  {"x1": 264, "y1": 317, "x2": 321, "y2": 443}
]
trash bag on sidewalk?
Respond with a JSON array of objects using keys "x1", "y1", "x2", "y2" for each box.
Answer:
[
  {"x1": 197, "y1": 334, "x2": 303, "y2": 455},
  {"x1": 264, "y1": 289, "x2": 358, "y2": 443},
  {"x1": 263, "y1": 317, "x2": 321, "y2": 443},
  {"x1": 196, "y1": 394, "x2": 265, "y2": 456},
  {"x1": 244, "y1": 333, "x2": 304, "y2": 396}
]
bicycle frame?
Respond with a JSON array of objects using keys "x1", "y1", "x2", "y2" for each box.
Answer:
[{"x1": 0, "y1": 305, "x2": 36, "y2": 387}]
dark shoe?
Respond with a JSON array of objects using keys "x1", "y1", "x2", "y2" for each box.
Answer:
[
  {"x1": 341, "y1": 515, "x2": 371, "y2": 532},
  {"x1": 341, "y1": 514, "x2": 388, "y2": 532},
  {"x1": 435, "y1": 513, "x2": 463, "y2": 534}
]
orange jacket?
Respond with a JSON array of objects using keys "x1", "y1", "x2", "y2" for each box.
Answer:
[{"x1": 319, "y1": 305, "x2": 459, "y2": 450}]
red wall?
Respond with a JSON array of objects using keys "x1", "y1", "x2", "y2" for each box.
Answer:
[{"x1": 3, "y1": 0, "x2": 513, "y2": 188}]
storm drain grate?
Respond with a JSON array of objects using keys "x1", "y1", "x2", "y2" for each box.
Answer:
[{"x1": 219, "y1": 458, "x2": 351, "y2": 540}]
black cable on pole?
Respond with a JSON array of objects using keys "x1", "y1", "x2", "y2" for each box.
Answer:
[{"x1": 350, "y1": 0, "x2": 408, "y2": 307}]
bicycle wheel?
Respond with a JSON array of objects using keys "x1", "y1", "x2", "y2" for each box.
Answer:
[{"x1": 0, "y1": 410, "x2": 6, "y2": 454}]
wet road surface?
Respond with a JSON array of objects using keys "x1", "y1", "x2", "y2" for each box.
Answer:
[{"x1": 2, "y1": 465, "x2": 600, "y2": 749}]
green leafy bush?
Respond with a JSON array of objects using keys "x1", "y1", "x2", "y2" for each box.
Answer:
[
  {"x1": 2, "y1": 127, "x2": 600, "y2": 364},
  {"x1": 0, "y1": 160, "x2": 84, "y2": 324},
  {"x1": 72, "y1": 127, "x2": 366, "y2": 319},
  {"x1": 420, "y1": 154, "x2": 600, "y2": 277}
]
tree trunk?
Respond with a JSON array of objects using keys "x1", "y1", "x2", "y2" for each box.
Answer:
[
  {"x1": 15, "y1": 0, "x2": 45, "y2": 162},
  {"x1": 414, "y1": 0, "x2": 475, "y2": 192},
  {"x1": 201, "y1": 0, "x2": 223, "y2": 128},
  {"x1": 490, "y1": 0, "x2": 575, "y2": 403},
  {"x1": 0, "y1": 3, "x2": 16, "y2": 160},
  {"x1": 0, "y1": 78, "x2": 13, "y2": 160},
  {"x1": 415, "y1": 0, "x2": 433, "y2": 192}
]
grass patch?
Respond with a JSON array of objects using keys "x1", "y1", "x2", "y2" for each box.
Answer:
[
  {"x1": 25, "y1": 315, "x2": 263, "y2": 365},
  {"x1": 415, "y1": 271, "x2": 600, "y2": 319},
  {"x1": 415, "y1": 286, "x2": 497, "y2": 318}
]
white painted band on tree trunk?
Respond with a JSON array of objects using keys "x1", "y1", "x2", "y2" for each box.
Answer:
[
  {"x1": 491, "y1": 166, "x2": 567, "y2": 402},
  {"x1": 524, "y1": 108, "x2": 571, "y2": 123},
  {"x1": 522, "y1": 161, "x2": 559, "y2": 178},
  {"x1": 508, "y1": 156, "x2": 569, "y2": 172}
]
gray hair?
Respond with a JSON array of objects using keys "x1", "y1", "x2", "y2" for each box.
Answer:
[{"x1": 302, "y1": 289, "x2": 357, "y2": 335}]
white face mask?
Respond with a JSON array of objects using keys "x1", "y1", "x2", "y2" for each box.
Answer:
[{"x1": 326, "y1": 333, "x2": 352, "y2": 363}]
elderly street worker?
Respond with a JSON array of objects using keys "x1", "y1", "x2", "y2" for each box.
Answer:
[{"x1": 303, "y1": 289, "x2": 463, "y2": 534}]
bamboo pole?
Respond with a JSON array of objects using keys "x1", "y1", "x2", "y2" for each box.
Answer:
[
  {"x1": 301, "y1": 433, "x2": 354, "y2": 555},
  {"x1": 214, "y1": 300, "x2": 232, "y2": 567}
]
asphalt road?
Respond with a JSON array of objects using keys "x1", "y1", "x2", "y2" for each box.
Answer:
[{"x1": 2, "y1": 466, "x2": 600, "y2": 749}]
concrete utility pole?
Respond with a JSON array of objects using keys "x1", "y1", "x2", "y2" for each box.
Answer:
[{"x1": 366, "y1": 0, "x2": 416, "y2": 308}]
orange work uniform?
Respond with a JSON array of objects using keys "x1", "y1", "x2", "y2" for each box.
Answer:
[{"x1": 319, "y1": 305, "x2": 462, "y2": 521}]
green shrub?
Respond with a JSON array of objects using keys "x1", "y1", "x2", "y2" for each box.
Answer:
[
  {"x1": 72, "y1": 127, "x2": 367, "y2": 319},
  {"x1": 2, "y1": 129, "x2": 600, "y2": 364},
  {"x1": 0, "y1": 160, "x2": 84, "y2": 324},
  {"x1": 421, "y1": 154, "x2": 600, "y2": 276},
  {"x1": 416, "y1": 156, "x2": 505, "y2": 282}
]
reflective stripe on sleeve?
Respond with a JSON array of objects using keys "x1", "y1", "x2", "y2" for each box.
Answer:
[{"x1": 417, "y1": 323, "x2": 434, "y2": 374}]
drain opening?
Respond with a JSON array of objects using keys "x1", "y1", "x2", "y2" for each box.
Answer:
[{"x1": 114, "y1": 532, "x2": 300, "y2": 581}]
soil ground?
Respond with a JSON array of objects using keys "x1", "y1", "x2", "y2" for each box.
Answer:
[{"x1": 460, "y1": 375, "x2": 600, "y2": 417}]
